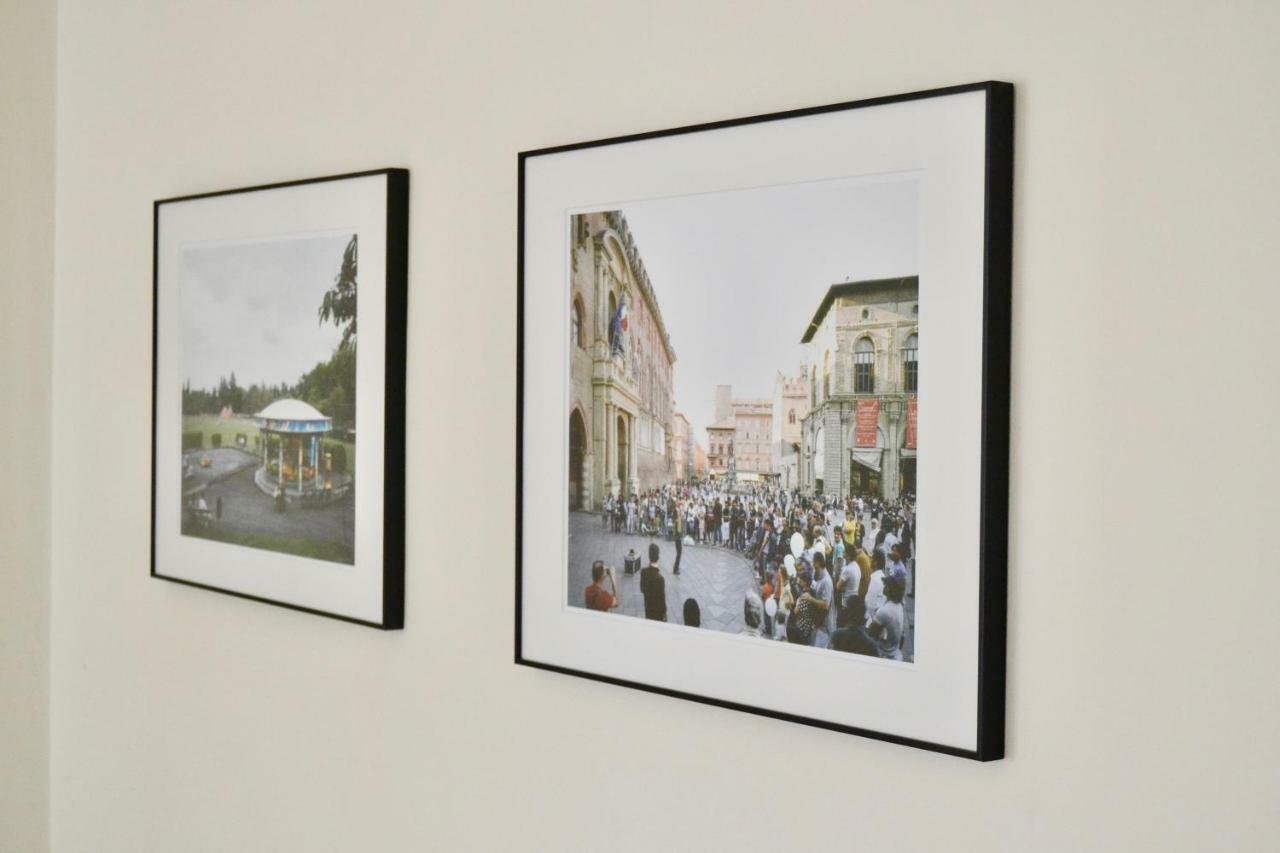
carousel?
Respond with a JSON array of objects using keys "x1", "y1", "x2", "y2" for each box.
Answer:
[{"x1": 253, "y1": 398, "x2": 351, "y2": 505}]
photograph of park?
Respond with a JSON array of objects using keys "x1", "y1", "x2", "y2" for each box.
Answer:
[
  {"x1": 565, "y1": 178, "x2": 919, "y2": 661},
  {"x1": 179, "y1": 231, "x2": 358, "y2": 565}
]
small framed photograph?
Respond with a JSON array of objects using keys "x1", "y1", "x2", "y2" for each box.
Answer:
[
  {"x1": 152, "y1": 169, "x2": 408, "y2": 628},
  {"x1": 517, "y1": 83, "x2": 1011, "y2": 758}
]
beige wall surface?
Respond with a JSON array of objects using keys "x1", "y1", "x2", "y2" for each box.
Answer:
[
  {"x1": 0, "y1": 1, "x2": 54, "y2": 851},
  {"x1": 49, "y1": 2, "x2": 1279, "y2": 851}
]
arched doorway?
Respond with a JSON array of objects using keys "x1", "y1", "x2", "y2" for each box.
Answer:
[
  {"x1": 568, "y1": 409, "x2": 586, "y2": 510},
  {"x1": 615, "y1": 414, "x2": 628, "y2": 497},
  {"x1": 849, "y1": 426, "x2": 885, "y2": 498}
]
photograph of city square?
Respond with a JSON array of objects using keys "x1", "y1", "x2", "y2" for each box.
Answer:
[
  {"x1": 565, "y1": 177, "x2": 919, "y2": 661},
  {"x1": 177, "y1": 232, "x2": 358, "y2": 565}
]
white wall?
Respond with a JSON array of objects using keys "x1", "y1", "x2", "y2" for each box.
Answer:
[
  {"x1": 0, "y1": 1, "x2": 54, "y2": 850},
  {"x1": 48, "y1": 2, "x2": 1279, "y2": 851}
]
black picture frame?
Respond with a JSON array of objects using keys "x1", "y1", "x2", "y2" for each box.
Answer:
[
  {"x1": 151, "y1": 168, "x2": 408, "y2": 629},
  {"x1": 516, "y1": 83, "x2": 1012, "y2": 759}
]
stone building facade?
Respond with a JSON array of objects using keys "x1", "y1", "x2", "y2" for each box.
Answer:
[
  {"x1": 772, "y1": 367, "x2": 810, "y2": 490},
  {"x1": 731, "y1": 399, "x2": 773, "y2": 479},
  {"x1": 714, "y1": 384, "x2": 732, "y2": 424},
  {"x1": 706, "y1": 423, "x2": 734, "y2": 479},
  {"x1": 672, "y1": 411, "x2": 690, "y2": 483},
  {"x1": 567, "y1": 211, "x2": 677, "y2": 510},
  {"x1": 798, "y1": 277, "x2": 919, "y2": 502},
  {"x1": 704, "y1": 386, "x2": 776, "y2": 483}
]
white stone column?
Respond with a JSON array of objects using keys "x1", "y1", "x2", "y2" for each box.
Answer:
[
  {"x1": 883, "y1": 401, "x2": 901, "y2": 502},
  {"x1": 823, "y1": 406, "x2": 844, "y2": 498},
  {"x1": 627, "y1": 412, "x2": 639, "y2": 497},
  {"x1": 591, "y1": 386, "x2": 608, "y2": 509},
  {"x1": 604, "y1": 403, "x2": 616, "y2": 499}
]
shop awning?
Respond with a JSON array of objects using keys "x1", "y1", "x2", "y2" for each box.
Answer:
[{"x1": 850, "y1": 448, "x2": 882, "y2": 473}]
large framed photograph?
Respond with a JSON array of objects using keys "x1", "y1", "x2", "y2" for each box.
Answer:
[
  {"x1": 152, "y1": 169, "x2": 408, "y2": 629},
  {"x1": 517, "y1": 83, "x2": 1011, "y2": 758}
]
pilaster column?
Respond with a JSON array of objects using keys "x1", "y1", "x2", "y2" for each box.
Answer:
[
  {"x1": 823, "y1": 406, "x2": 843, "y2": 498},
  {"x1": 604, "y1": 403, "x2": 617, "y2": 499},
  {"x1": 883, "y1": 400, "x2": 902, "y2": 502},
  {"x1": 628, "y1": 412, "x2": 639, "y2": 496}
]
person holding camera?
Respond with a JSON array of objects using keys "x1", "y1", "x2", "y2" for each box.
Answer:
[{"x1": 584, "y1": 560, "x2": 619, "y2": 612}]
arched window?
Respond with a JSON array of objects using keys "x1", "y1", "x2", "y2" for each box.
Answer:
[
  {"x1": 788, "y1": 409, "x2": 796, "y2": 424},
  {"x1": 904, "y1": 333, "x2": 918, "y2": 394},
  {"x1": 855, "y1": 337, "x2": 875, "y2": 394},
  {"x1": 823, "y1": 351, "x2": 831, "y2": 399},
  {"x1": 607, "y1": 291, "x2": 618, "y2": 350},
  {"x1": 570, "y1": 299, "x2": 585, "y2": 349}
]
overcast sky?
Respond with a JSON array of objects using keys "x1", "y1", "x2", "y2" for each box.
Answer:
[
  {"x1": 618, "y1": 174, "x2": 919, "y2": 446},
  {"x1": 181, "y1": 232, "x2": 352, "y2": 390}
]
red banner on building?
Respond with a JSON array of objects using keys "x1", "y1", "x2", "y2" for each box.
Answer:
[
  {"x1": 855, "y1": 399, "x2": 879, "y2": 448},
  {"x1": 906, "y1": 398, "x2": 918, "y2": 449}
]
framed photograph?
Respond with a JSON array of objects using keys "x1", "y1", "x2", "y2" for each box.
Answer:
[
  {"x1": 152, "y1": 169, "x2": 408, "y2": 629},
  {"x1": 517, "y1": 83, "x2": 1011, "y2": 758}
]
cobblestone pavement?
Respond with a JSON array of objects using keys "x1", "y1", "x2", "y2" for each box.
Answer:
[
  {"x1": 567, "y1": 508, "x2": 915, "y2": 660},
  {"x1": 567, "y1": 511, "x2": 752, "y2": 632}
]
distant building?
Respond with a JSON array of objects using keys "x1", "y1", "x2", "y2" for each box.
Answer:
[
  {"x1": 772, "y1": 368, "x2": 810, "y2": 490},
  {"x1": 704, "y1": 385, "x2": 776, "y2": 483},
  {"x1": 672, "y1": 411, "x2": 690, "y2": 483},
  {"x1": 706, "y1": 422, "x2": 734, "y2": 480},
  {"x1": 568, "y1": 211, "x2": 677, "y2": 509},
  {"x1": 731, "y1": 399, "x2": 773, "y2": 480},
  {"x1": 714, "y1": 384, "x2": 733, "y2": 424},
  {"x1": 694, "y1": 441, "x2": 709, "y2": 479},
  {"x1": 798, "y1": 277, "x2": 918, "y2": 501}
]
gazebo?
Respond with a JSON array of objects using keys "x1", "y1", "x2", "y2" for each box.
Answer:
[{"x1": 254, "y1": 398, "x2": 336, "y2": 500}]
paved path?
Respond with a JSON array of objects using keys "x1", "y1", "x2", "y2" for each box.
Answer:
[
  {"x1": 183, "y1": 447, "x2": 258, "y2": 494},
  {"x1": 567, "y1": 511, "x2": 752, "y2": 632},
  {"x1": 568, "y1": 509, "x2": 915, "y2": 661},
  {"x1": 182, "y1": 465, "x2": 355, "y2": 561}
]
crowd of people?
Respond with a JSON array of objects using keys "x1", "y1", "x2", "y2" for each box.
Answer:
[{"x1": 587, "y1": 481, "x2": 917, "y2": 661}]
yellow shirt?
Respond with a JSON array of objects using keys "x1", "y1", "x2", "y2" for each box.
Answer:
[{"x1": 854, "y1": 551, "x2": 873, "y2": 599}]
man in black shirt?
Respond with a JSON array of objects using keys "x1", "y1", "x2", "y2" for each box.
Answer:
[
  {"x1": 830, "y1": 595, "x2": 879, "y2": 656},
  {"x1": 639, "y1": 543, "x2": 667, "y2": 622},
  {"x1": 672, "y1": 506, "x2": 683, "y2": 575}
]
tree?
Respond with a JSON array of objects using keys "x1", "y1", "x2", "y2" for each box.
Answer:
[{"x1": 318, "y1": 235, "x2": 358, "y2": 350}]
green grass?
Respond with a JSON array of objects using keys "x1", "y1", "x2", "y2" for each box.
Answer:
[
  {"x1": 183, "y1": 524, "x2": 354, "y2": 565},
  {"x1": 182, "y1": 414, "x2": 356, "y2": 475}
]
